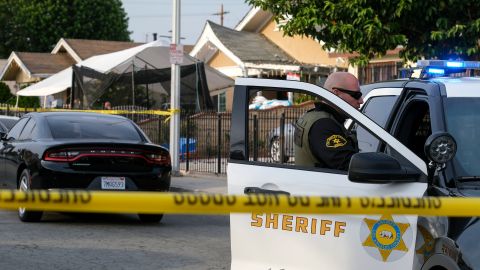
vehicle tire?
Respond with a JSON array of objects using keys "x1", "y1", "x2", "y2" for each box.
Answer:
[
  {"x1": 138, "y1": 214, "x2": 163, "y2": 223},
  {"x1": 270, "y1": 137, "x2": 289, "y2": 163},
  {"x1": 18, "y1": 169, "x2": 43, "y2": 222}
]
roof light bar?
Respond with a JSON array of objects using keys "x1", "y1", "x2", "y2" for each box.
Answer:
[
  {"x1": 446, "y1": 61, "x2": 464, "y2": 68},
  {"x1": 417, "y1": 60, "x2": 480, "y2": 69},
  {"x1": 426, "y1": 68, "x2": 445, "y2": 75}
]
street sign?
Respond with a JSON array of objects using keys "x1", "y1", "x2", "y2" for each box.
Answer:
[
  {"x1": 170, "y1": 44, "x2": 184, "y2": 65},
  {"x1": 286, "y1": 72, "x2": 300, "y2": 81}
]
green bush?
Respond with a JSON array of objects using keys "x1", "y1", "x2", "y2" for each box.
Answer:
[
  {"x1": 16, "y1": 96, "x2": 40, "y2": 108},
  {"x1": 0, "y1": 81, "x2": 14, "y2": 103}
]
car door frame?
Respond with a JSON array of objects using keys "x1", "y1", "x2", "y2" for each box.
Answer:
[{"x1": 229, "y1": 78, "x2": 430, "y2": 270}]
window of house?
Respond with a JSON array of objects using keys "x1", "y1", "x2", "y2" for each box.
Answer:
[{"x1": 218, "y1": 92, "x2": 226, "y2": 112}]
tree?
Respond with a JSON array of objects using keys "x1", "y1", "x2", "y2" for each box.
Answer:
[
  {"x1": 246, "y1": 0, "x2": 480, "y2": 66},
  {"x1": 0, "y1": 82, "x2": 39, "y2": 108},
  {"x1": 0, "y1": 0, "x2": 130, "y2": 58},
  {"x1": 0, "y1": 82, "x2": 14, "y2": 103}
]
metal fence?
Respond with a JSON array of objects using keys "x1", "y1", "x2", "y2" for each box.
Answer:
[{"x1": 0, "y1": 104, "x2": 309, "y2": 175}]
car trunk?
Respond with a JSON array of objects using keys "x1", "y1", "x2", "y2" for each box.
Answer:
[{"x1": 43, "y1": 141, "x2": 170, "y2": 173}]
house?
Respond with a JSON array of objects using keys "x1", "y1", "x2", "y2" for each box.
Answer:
[
  {"x1": 190, "y1": 7, "x2": 403, "y2": 111},
  {"x1": 0, "y1": 38, "x2": 143, "y2": 102},
  {"x1": 0, "y1": 59, "x2": 17, "y2": 96}
]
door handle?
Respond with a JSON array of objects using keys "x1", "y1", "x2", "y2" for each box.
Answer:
[{"x1": 244, "y1": 187, "x2": 290, "y2": 196}]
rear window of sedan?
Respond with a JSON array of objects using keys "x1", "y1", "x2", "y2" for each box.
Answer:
[
  {"x1": 0, "y1": 118, "x2": 19, "y2": 130},
  {"x1": 46, "y1": 115, "x2": 142, "y2": 141}
]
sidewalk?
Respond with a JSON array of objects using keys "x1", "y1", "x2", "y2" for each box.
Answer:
[{"x1": 170, "y1": 172, "x2": 227, "y2": 194}]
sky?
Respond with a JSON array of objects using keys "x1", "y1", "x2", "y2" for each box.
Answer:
[{"x1": 121, "y1": 0, "x2": 252, "y2": 45}]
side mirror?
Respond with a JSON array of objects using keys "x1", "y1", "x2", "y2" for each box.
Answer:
[
  {"x1": 348, "y1": 152, "x2": 420, "y2": 183},
  {"x1": 0, "y1": 132, "x2": 7, "y2": 141},
  {"x1": 424, "y1": 132, "x2": 456, "y2": 170}
]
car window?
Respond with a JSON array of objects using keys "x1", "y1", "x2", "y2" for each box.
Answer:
[
  {"x1": 356, "y1": 95, "x2": 398, "y2": 152},
  {"x1": 0, "y1": 123, "x2": 6, "y2": 133},
  {"x1": 446, "y1": 97, "x2": 480, "y2": 177},
  {"x1": 7, "y1": 118, "x2": 29, "y2": 140},
  {"x1": 245, "y1": 87, "x2": 396, "y2": 172},
  {"x1": 46, "y1": 115, "x2": 142, "y2": 141},
  {"x1": 389, "y1": 98, "x2": 431, "y2": 162},
  {"x1": 18, "y1": 118, "x2": 36, "y2": 140},
  {"x1": 246, "y1": 89, "x2": 313, "y2": 165},
  {"x1": 0, "y1": 118, "x2": 19, "y2": 130}
]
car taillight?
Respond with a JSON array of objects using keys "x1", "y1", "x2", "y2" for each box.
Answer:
[
  {"x1": 44, "y1": 150, "x2": 80, "y2": 162},
  {"x1": 43, "y1": 148, "x2": 170, "y2": 166},
  {"x1": 146, "y1": 152, "x2": 171, "y2": 166}
]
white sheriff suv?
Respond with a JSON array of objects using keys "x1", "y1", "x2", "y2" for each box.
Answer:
[{"x1": 228, "y1": 60, "x2": 479, "y2": 270}]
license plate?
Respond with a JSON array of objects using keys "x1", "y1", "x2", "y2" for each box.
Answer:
[{"x1": 101, "y1": 177, "x2": 126, "y2": 190}]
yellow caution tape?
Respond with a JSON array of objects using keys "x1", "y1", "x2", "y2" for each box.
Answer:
[
  {"x1": 0, "y1": 107, "x2": 180, "y2": 118},
  {"x1": 0, "y1": 190, "x2": 479, "y2": 217}
]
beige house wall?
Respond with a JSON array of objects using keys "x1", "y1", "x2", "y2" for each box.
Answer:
[
  {"x1": 208, "y1": 51, "x2": 237, "y2": 69},
  {"x1": 260, "y1": 20, "x2": 348, "y2": 68},
  {"x1": 225, "y1": 86, "x2": 234, "y2": 111},
  {"x1": 15, "y1": 71, "x2": 39, "y2": 83}
]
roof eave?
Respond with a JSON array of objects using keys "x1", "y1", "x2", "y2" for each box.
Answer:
[
  {"x1": 235, "y1": 7, "x2": 273, "y2": 32},
  {"x1": 51, "y1": 38, "x2": 83, "y2": 62},
  {"x1": 0, "y1": 52, "x2": 32, "y2": 81},
  {"x1": 190, "y1": 21, "x2": 244, "y2": 66},
  {"x1": 244, "y1": 62, "x2": 300, "y2": 71}
]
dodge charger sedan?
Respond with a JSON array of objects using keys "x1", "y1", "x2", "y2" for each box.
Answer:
[{"x1": 0, "y1": 112, "x2": 171, "y2": 222}]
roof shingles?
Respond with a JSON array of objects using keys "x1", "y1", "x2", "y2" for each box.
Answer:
[
  {"x1": 207, "y1": 20, "x2": 297, "y2": 65},
  {"x1": 16, "y1": 52, "x2": 75, "y2": 75},
  {"x1": 63, "y1": 39, "x2": 144, "y2": 60}
]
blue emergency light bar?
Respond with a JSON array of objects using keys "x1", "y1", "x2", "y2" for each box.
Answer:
[
  {"x1": 414, "y1": 60, "x2": 480, "y2": 78},
  {"x1": 426, "y1": 68, "x2": 445, "y2": 75},
  {"x1": 417, "y1": 60, "x2": 480, "y2": 69}
]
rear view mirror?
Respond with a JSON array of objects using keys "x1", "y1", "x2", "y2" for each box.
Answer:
[{"x1": 348, "y1": 152, "x2": 420, "y2": 183}]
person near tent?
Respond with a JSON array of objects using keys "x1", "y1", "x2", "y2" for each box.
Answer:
[
  {"x1": 73, "y1": 98, "x2": 81, "y2": 109},
  {"x1": 45, "y1": 95, "x2": 55, "y2": 108}
]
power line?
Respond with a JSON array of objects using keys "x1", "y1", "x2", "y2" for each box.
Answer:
[{"x1": 130, "y1": 12, "x2": 215, "y2": 18}]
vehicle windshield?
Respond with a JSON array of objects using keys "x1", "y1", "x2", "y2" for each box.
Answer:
[
  {"x1": 445, "y1": 98, "x2": 480, "y2": 178},
  {"x1": 46, "y1": 115, "x2": 142, "y2": 141}
]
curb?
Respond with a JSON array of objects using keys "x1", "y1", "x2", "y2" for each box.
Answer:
[{"x1": 178, "y1": 171, "x2": 227, "y2": 180}]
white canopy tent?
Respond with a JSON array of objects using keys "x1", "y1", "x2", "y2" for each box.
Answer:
[
  {"x1": 17, "y1": 40, "x2": 233, "y2": 109},
  {"x1": 17, "y1": 40, "x2": 168, "y2": 97},
  {"x1": 17, "y1": 67, "x2": 72, "y2": 97}
]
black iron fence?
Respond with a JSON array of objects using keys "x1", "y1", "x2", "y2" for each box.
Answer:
[{"x1": 0, "y1": 104, "x2": 308, "y2": 175}]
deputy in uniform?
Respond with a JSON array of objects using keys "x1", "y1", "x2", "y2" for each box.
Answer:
[{"x1": 294, "y1": 72, "x2": 364, "y2": 170}]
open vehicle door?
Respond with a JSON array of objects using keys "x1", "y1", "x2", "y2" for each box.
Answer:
[{"x1": 228, "y1": 78, "x2": 428, "y2": 270}]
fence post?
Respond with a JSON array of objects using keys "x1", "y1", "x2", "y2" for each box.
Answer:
[
  {"x1": 157, "y1": 117, "x2": 162, "y2": 145},
  {"x1": 6, "y1": 104, "x2": 9, "y2": 116},
  {"x1": 280, "y1": 112, "x2": 285, "y2": 164},
  {"x1": 217, "y1": 113, "x2": 222, "y2": 174},
  {"x1": 186, "y1": 114, "x2": 190, "y2": 172},
  {"x1": 253, "y1": 114, "x2": 258, "y2": 161}
]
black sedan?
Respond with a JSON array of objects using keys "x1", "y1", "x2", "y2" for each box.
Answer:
[{"x1": 0, "y1": 112, "x2": 171, "y2": 222}]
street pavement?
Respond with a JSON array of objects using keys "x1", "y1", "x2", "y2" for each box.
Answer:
[{"x1": 170, "y1": 172, "x2": 227, "y2": 194}]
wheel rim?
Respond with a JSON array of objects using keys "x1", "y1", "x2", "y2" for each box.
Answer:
[
  {"x1": 18, "y1": 174, "x2": 29, "y2": 216},
  {"x1": 271, "y1": 138, "x2": 281, "y2": 162}
]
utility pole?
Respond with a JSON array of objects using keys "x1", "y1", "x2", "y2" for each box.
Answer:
[
  {"x1": 212, "y1": 4, "x2": 229, "y2": 26},
  {"x1": 170, "y1": 0, "x2": 181, "y2": 175}
]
